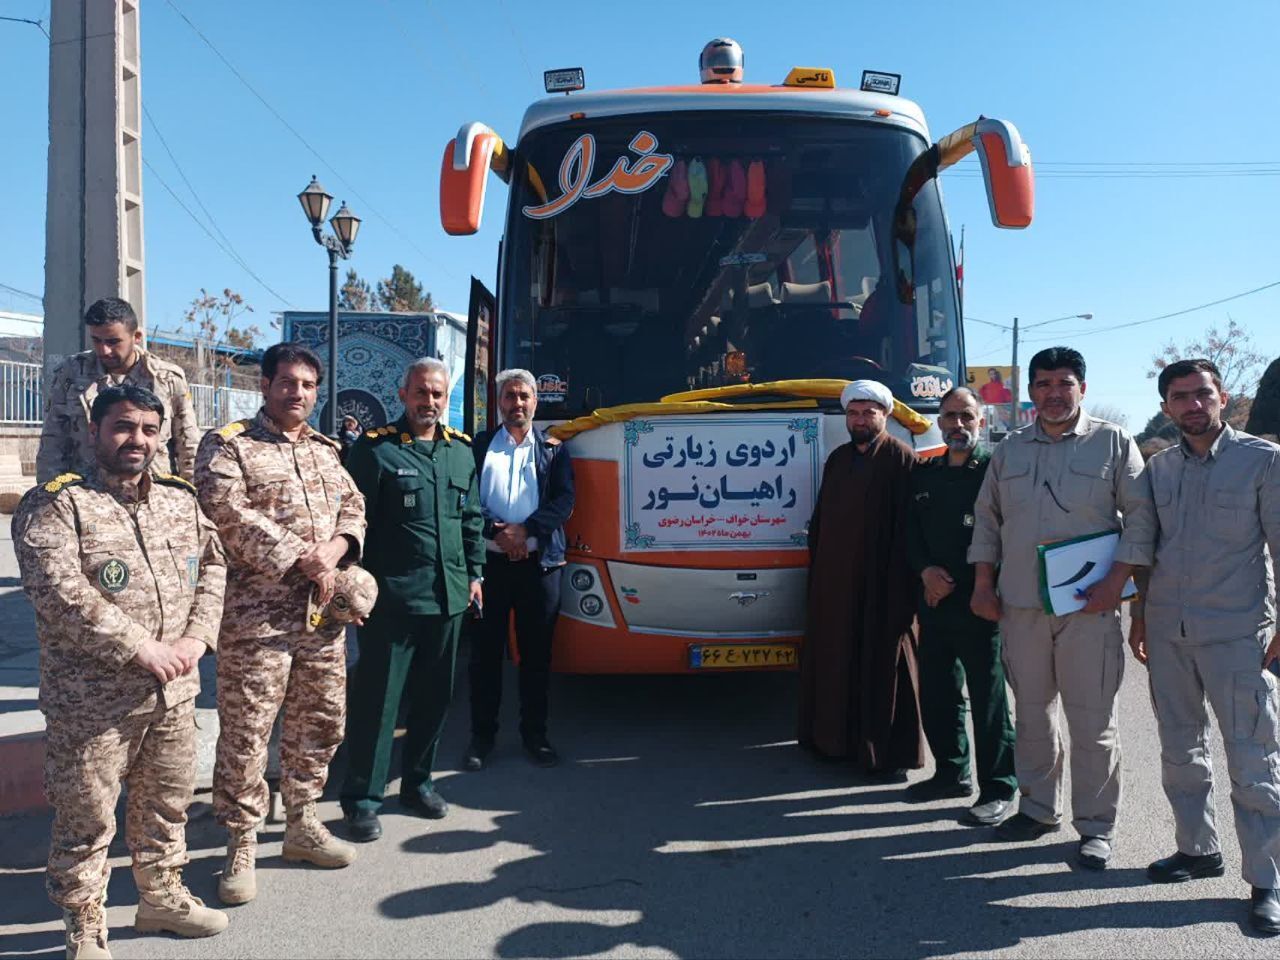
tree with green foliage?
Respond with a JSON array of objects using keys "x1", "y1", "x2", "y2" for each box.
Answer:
[
  {"x1": 377, "y1": 264, "x2": 433, "y2": 313},
  {"x1": 339, "y1": 269, "x2": 379, "y2": 312}
]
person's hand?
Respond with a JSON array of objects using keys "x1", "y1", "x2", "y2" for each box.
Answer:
[
  {"x1": 971, "y1": 584, "x2": 1003, "y2": 623},
  {"x1": 313, "y1": 569, "x2": 336, "y2": 607},
  {"x1": 296, "y1": 537, "x2": 348, "y2": 579},
  {"x1": 493, "y1": 522, "x2": 529, "y2": 561},
  {"x1": 131, "y1": 639, "x2": 187, "y2": 683},
  {"x1": 1128, "y1": 617, "x2": 1148, "y2": 665},
  {"x1": 468, "y1": 580, "x2": 484, "y2": 608},
  {"x1": 921, "y1": 566, "x2": 956, "y2": 609},
  {"x1": 1263, "y1": 633, "x2": 1280, "y2": 673},
  {"x1": 1080, "y1": 572, "x2": 1127, "y2": 614}
]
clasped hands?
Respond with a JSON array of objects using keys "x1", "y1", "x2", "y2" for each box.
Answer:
[
  {"x1": 132, "y1": 636, "x2": 207, "y2": 683},
  {"x1": 493, "y1": 521, "x2": 530, "y2": 561}
]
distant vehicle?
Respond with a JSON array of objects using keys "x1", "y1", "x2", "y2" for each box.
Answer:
[{"x1": 440, "y1": 40, "x2": 1034, "y2": 673}]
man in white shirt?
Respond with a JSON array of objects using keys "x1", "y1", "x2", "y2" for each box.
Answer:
[{"x1": 465, "y1": 369, "x2": 575, "y2": 769}]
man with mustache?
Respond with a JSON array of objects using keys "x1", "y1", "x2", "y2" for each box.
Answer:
[
  {"x1": 15, "y1": 384, "x2": 228, "y2": 958},
  {"x1": 340, "y1": 358, "x2": 485, "y2": 840},
  {"x1": 906, "y1": 387, "x2": 1017, "y2": 825},
  {"x1": 194, "y1": 342, "x2": 366, "y2": 904},
  {"x1": 1134, "y1": 358, "x2": 1280, "y2": 934},
  {"x1": 800, "y1": 379, "x2": 924, "y2": 777},
  {"x1": 969, "y1": 346, "x2": 1154, "y2": 870},
  {"x1": 37, "y1": 297, "x2": 200, "y2": 482}
]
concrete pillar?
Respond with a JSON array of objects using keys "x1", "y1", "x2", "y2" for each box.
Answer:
[{"x1": 43, "y1": 0, "x2": 145, "y2": 374}]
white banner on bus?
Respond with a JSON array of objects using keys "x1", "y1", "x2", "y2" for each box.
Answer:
[{"x1": 621, "y1": 415, "x2": 821, "y2": 551}]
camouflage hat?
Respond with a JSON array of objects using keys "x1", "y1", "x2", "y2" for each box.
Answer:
[{"x1": 307, "y1": 565, "x2": 378, "y2": 631}]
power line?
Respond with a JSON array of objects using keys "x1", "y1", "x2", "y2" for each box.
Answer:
[
  {"x1": 144, "y1": 157, "x2": 297, "y2": 308},
  {"x1": 142, "y1": 104, "x2": 290, "y2": 307},
  {"x1": 164, "y1": 0, "x2": 454, "y2": 280},
  {"x1": 0, "y1": 283, "x2": 42, "y2": 302},
  {"x1": 1021, "y1": 278, "x2": 1280, "y2": 344},
  {"x1": 0, "y1": 14, "x2": 49, "y2": 39},
  {"x1": 496, "y1": 0, "x2": 537, "y2": 86}
]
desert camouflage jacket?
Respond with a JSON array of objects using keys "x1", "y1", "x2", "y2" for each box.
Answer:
[
  {"x1": 36, "y1": 348, "x2": 200, "y2": 482},
  {"x1": 13, "y1": 469, "x2": 225, "y2": 723},
  {"x1": 194, "y1": 408, "x2": 366, "y2": 639}
]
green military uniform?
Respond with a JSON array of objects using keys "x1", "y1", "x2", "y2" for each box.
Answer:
[
  {"x1": 907, "y1": 446, "x2": 1017, "y2": 803},
  {"x1": 340, "y1": 417, "x2": 485, "y2": 815}
]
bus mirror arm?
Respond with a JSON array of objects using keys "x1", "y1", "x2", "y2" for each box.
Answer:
[{"x1": 440, "y1": 121, "x2": 510, "y2": 235}]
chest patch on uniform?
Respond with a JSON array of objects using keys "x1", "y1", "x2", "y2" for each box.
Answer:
[
  {"x1": 914, "y1": 491, "x2": 929, "y2": 502},
  {"x1": 99, "y1": 558, "x2": 130, "y2": 593},
  {"x1": 187, "y1": 556, "x2": 200, "y2": 587},
  {"x1": 963, "y1": 513, "x2": 975, "y2": 527},
  {"x1": 404, "y1": 493, "x2": 417, "y2": 508},
  {"x1": 396, "y1": 468, "x2": 419, "y2": 477},
  {"x1": 459, "y1": 492, "x2": 468, "y2": 509}
]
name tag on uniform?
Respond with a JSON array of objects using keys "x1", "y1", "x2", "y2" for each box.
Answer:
[
  {"x1": 404, "y1": 493, "x2": 417, "y2": 508},
  {"x1": 187, "y1": 555, "x2": 200, "y2": 586},
  {"x1": 396, "y1": 468, "x2": 419, "y2": 477},
  {"x1": 459, "y1": 493, "x2": 468, "y2": 509},
  {"x1": 963, "y1": 513, "x2": 975, "y2": 527}
]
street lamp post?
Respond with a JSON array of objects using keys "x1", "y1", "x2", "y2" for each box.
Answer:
[{"x1": 297, "y1": 175, "x2": 361, "y2": 435}]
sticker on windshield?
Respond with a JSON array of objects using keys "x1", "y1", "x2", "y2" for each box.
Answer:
[
  {"x1": 718, "y1": 253, "x2": 768, "y2": 267},
  {"x1": 909, "y1": 373, "x2": 954, "y2": 399},
  {"x1": 522, "y1": 131, "x2": 673, "y2": 220},
  {"x1": 537, "y1": 374, "x2": 568, "y2": 404}
]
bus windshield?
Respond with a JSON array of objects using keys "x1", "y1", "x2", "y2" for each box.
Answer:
[{"x1": 501, "y1": 112, "x2": 960, "y2": 419}]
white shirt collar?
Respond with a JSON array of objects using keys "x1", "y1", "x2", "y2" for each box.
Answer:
[{"x1": 497, "y1": 425, "x2": 535, "y2": 449}]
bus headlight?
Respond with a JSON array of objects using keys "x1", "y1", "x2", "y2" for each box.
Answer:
[
  {"x1": 579, "y1": 595, "x2": 604, "y2": 617},
  {"x1": 571, "y1": 569, "x2": 595, "y2": 591}
]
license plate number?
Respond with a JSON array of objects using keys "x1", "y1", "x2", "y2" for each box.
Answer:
[{"x1": 688, "y1": 643, "x2": 798, "y2": 669}]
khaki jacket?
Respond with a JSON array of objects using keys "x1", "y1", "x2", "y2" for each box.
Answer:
[
  {"x1": 13, "y1": 469, "x2": 225, "y2": 724},
  {"x1": 36, "y1": 348, "x2": 200, "y2": 482}
]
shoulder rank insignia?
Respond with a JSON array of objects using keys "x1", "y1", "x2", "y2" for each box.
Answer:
[
  {"x1": 400, "y1": 432, "x2": 413, "y2": 444},
  {"x1": 43, "y1": 472, "x2": 83, "y2": 494},
  {"x1": 444, "y1": 426, "x2": 472, "y2": 445},
  {"x1": 156, "y1": 473, "x2": 197, "y2": 493},
  {"x1": 217, "y1": 419, "x2": 250, "y2": 440},
  {"x1": 364, "y1": 429, "x2": 380, "y2": 439}
]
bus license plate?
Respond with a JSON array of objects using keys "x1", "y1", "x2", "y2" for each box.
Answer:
[{"x1": 689, "y1": 643, "x2": 798, "y2": 669}]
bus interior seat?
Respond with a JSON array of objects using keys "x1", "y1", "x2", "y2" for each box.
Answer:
[{"x1": 779, "y1": 280, "x2": 832, "y2": 303}]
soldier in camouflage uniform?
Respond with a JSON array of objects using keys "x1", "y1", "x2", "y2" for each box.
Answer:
[
  {"x1": 194, "y1": 342, "x2": 366, "y2": 906},
  {"x1": 14, "y1": 384, "x2": 228, "y2": 960},
  {"x1": 37, "y1": 297, "x2": 200, "y2": 483}
]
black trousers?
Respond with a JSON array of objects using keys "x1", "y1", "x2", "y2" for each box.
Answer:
[{"x1": 469, "y1": 554, "x2": 562, "y2": 741}]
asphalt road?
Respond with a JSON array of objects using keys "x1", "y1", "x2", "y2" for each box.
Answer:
[{"x1": 1, "y1": 630, "x2": 1275, "y2": 959}]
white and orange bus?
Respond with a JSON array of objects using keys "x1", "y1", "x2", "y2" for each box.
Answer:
[{"x1": 440, "y1": 40, "x2": 1033, "y2": 673}]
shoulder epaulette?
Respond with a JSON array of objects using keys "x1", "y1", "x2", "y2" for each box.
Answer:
[
  {"x1": 155, "y1": 473, "x2": 197, "y2": 493},
  {"x1": 217, "y1": 419, "x2": 250, "y2": 440},
  {"x1": 444, "y1": 426, "x2": 472, "y2": 445},
  {"x1": 43, "y1": 472, "x2": 83, "y2": 494}
]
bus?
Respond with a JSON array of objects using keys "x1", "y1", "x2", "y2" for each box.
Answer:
[{"x1": 440, "y1": 40, "x2": 1034, "y2": 673}]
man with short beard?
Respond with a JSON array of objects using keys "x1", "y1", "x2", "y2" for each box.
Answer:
[
  {"x1": 906, "y1": 387, "x2": 1017, "y2": 825},
  {"x1": 800, "y1": 379, "x2": 924, "y2": 777},
  {"x1": 195, "y1": 342, "x2": 366, "y2": 904},
  {"x1": 969, "y1": 346, "x2": 1154, "y2": 870},
  {"x1": 15, "y1": 384, "x2": 228, "y2": 958},
  {"x1": 1133, "y1": 358, "x2": 1280, "y2": 935},
  {"x1": 340, "y1": 357, "x2": 485, "y2": 840}
]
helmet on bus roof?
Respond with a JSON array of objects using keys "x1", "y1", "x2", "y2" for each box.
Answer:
[{"x1": 699, "y1": 38, "x2": 744, "y2": 84}]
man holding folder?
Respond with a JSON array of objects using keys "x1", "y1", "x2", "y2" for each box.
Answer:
[{"x1": 968, "y1": 346, "x2": 1154, "y2": 870}]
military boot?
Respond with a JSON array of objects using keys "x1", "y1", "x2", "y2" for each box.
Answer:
[
  {"x1": 133, "y1": 865, "x2": 228, "y2": 938},
  {"x1": 64, "y1": 899, "x2": 110, "y2": 960},
  {"x1": 218, "y1": 830, "x2": 258, "y2": 905},
  {"x1": 282, "y1": 801, "x2": 357, "y2": 868}
]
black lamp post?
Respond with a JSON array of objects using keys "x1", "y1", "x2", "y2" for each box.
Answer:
[{"x1": 297, "y1": 175, "x2": 361, "y2": 434}]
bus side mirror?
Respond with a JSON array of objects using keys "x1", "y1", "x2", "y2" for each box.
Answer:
[
  {"x1": 440, "y1": 122, "x2": 508, "y2": 236},
  {"x1": 973, "y1": 120, "x2": 1034, "y2": 229}
]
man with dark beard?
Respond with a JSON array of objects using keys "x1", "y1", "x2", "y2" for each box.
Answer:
[
  {"x1": 906, "y1": 387, "x2": 1017, "y2": 824},
  {"x1": 1135, "y1": 358, "x2": 1280, "y2": 934},
  {"x1": 799, "y1": 379, "x2": 924, "y2": 777},
  {"x1": 969, "y1": 346, "x2": 1154, "y2": 870}
]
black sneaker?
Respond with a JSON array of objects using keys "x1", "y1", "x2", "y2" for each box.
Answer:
[
  {"x1": 1147, "y1": 851, "x2": 1225, "y2": 883},
  {"x1": 1251, "y1": 887, "x2": 1280, "y2": 936},
  {"x1": 400, "y1": 790, "x2": 448, "y2": 819},
  {"x1": 994, "y1": 812, "x2": 1061, "y2": 842},
  {"x1": 343, "y1": 809, "x2": 382, "y2": 843},
  {"x1": 463, "y1": 737, "x2": 494, "y2": 772},
  {"x1": 523, "y1": 737, "x2": 559, "y2": 767},
  {"x1": 904, "y1": 775, "x2": 974, "y2": 803}
]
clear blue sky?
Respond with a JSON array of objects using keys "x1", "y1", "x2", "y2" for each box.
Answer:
[{"x1": 2, "y1": 0, "x2": 1278, "y2": 430}]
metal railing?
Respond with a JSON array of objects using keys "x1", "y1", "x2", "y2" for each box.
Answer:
[
  {"x1": 0, "y1": 360, "x2": 42, "y2": 425},
  {"x1": 0, "y1": 361, "x2": 258, "y2": 429}
]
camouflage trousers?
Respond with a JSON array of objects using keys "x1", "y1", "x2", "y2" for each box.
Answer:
[
  {"x1": 213, "y1": 628, "x2": 346, "y2": 833},
  {"x1": 45, "y1": 698, "x2": 196, "y2": 910}
]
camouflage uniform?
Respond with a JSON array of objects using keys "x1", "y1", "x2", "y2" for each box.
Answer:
[
  {"x1": 194, "y1": 408, "x2": 365, "y2": 833},
  {"x1": 12, "y1": 469, "x2": 225, "y2": 912},
  {"x1": 37, "y1": 348, "x2": 201, "y2": 483}
]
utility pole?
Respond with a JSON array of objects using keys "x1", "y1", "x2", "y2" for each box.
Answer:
[{"x1": 1009, "y1": 316, "x2": 1019, "y2": 432}]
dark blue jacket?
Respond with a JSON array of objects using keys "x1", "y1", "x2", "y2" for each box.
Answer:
[{"x1": 472, "y1": 426, "x2": 575, "y2": 567}]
